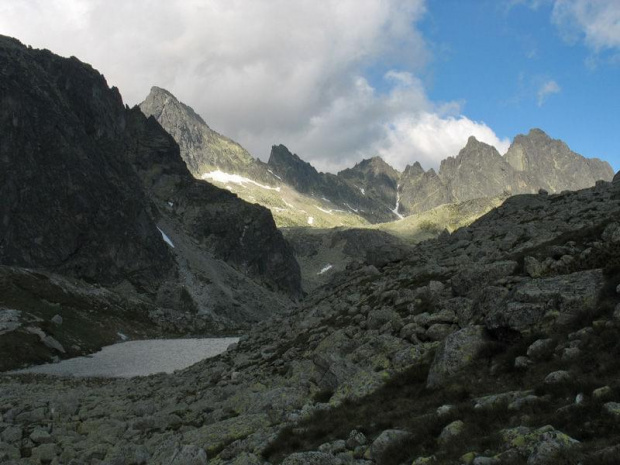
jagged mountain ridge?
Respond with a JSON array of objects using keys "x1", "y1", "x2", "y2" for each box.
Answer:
[{"x1": 139, "y1": 88, "x2": 614, "y2": 225}]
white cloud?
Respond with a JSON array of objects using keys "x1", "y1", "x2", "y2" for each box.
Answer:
[
  {"x1": 551, "y1": 0, "x2": 620, "y2": 51},
  {"x1": 376, "y1": 113, "x2": 511, "y2": 171},
  {"x1": 0, "y1": 0, "x2": 508, "y2": 173},
  {"x1": 537, "y1": 79, "x2": 561, "y2": 106}
]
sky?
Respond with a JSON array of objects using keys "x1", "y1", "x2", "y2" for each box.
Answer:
[{"x1": 0, "y1": 0, "x2": 618, "y2": 173}]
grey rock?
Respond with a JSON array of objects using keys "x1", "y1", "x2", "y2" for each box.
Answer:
[
  {"x1": 282, "y1": 451, "x2": 341, "y2": 465},
  {"x1": 427, "y1": 326, "x2": 489, "y2": 388},
  {"x1": 368, "y1": 429, "x2": 411, "y2": 460},
  {"x1": 544, "y1": 370, "x2": 571, "y2": 385},
  {"x1": 527, "y1": 339, "x2": 556, "y2": 360},
  {"x1": 51, "y1": 314, "x2": 63, "y2": 325},
  {"x1": 166, "y1": 445, "x2": 208, "y2": 465},
  {"x1": 437, "y1": 420, "x2": 464, "y2": 445}
]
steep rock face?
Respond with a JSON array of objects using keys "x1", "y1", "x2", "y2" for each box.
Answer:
[
  {"x1": 139, "y1": 86, "x2": 272, "y2": 183},
  {"x1": 124, "y1": 109, "x2": 302, "y2": 298},
  {"x1": 505, "y1": 128, "x2": 614, "y2": 192},
  {"x1": 338, "y1": 157, "x2": 399, "y2": 208},
  {"x1": 0, "y1": 36, "x2": 174, "y2": 292},
  {"x1": 399, "y1": 163, "x2": 452, "y2": 215},
  {"x1": 267, "y1": 144, "x2": 323, "y2": 194},
  {"x1": 268, "y1": 145, "x2": 398, "y2": 223},
  {"x1": 0, "y1": 36, "x2": 301, "y2": 311},
  {"x1": 439, "y1": 137, "x2": 529, "y2": 202}
]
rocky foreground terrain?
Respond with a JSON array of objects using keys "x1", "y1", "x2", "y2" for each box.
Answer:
[{"x1": 2, "y1": 172, "x2": 620, "y2": 464}]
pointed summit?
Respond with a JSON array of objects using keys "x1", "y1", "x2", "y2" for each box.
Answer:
[
  {"x1": 139, "y1": 87, "x2": 269, "y2": 180},
  {"x1": 505, "y1": 128, "x2": 613, "y2": 191}
]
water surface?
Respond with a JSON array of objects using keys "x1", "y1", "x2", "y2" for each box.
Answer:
[{"x1": 10, "y1": 337, "x2": 238, "y2": 378}]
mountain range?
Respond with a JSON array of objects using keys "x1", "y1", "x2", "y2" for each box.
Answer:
[
  {"x1": 2, "y1": 34, "x2": 620, "y2": 465},
  {"x1": 140, "y1": 86, "x2": 614, "y2": 226}
]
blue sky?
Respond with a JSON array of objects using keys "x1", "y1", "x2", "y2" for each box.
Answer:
[
  {"x1": 416, "y1": 0, "x2": 620, "y2": 170},
  {"x1": 0, "y1": 0, "x2": 618, "y2": 173}
]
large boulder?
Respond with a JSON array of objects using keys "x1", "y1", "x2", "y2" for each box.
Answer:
[{"x1": 427, "y1": 326, "x2": 489, "y2": 388}]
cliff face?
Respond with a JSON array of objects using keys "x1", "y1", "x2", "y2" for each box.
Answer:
[
  {"x1": 338, "y1": 156, "x2": 400, "y2": 210},
  {"x1": 398, "y1": 131, "x2": 615, "y2": 215},
  {"x1": 0, "y1": 36, "x2": 301, "y2": 316},
  {"x1": 0, "y1": 36, "x2": 174, "y2": 293},
  {"x1": 123, "y1": 109, "x2": 302, "y2": 297},
  {"x1": 504, "y1": 128, "x2": 615, "y2": 192}
]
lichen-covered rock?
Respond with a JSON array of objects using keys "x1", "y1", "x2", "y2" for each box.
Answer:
[
  {"x1": 438, "y1": 420, "x2": 465, "y2": 445},
  {"x1": 366, "y1": 429, "x2": 411, "y2": 461},
  {"x1": 282, "y1": 451, "x2": 341, "y2": 465},
  {"x1": 427, "y1": 326, "x2": 489, "y2": 388},
  {"x1": 501, "y1": 425, "x2": 578, "y2": 465},
  {"x1": 166, "y1": 445, "x2": 208, "y2": 465}
]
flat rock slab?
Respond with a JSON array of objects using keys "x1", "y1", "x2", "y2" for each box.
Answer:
[{"x1": 7, "y1": 338, "x2": 238, "y2": 378}]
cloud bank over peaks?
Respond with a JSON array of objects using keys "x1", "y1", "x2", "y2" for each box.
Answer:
[{"x1": 0, "y1": 0, "x2": 509, "y2": 173}]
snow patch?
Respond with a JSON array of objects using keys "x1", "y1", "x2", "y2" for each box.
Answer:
[
  {"x1": 318, "y1": 264, "x2": 333, "y2": 275},
  {"x1": 359, "y1": 187, "x2": 366, "y2": 195},
  {"x1": 307, "y1": 216, "x2": 314, "y2": 225},
  {"x1": 202, "y1": 170, "x2": 281, "y2": 192},
  {"x1": 117, "y1": 332, "x2": 128, "y2": 341},
  {"x1": 344, "y1": 203, "x2": 359, "y2": 213},
  {"x1": 316, "y1": 206, "x2": 333, "y2": 215},
  {"x1": 157, "y1": 227, "x2": 175, "y2": 248},
  {"x1": 167, "y1": 201, "x2": 174, "y2": 207},
  {"x1": 267, "y1": 169, "x2": 282, "y2": 180}
]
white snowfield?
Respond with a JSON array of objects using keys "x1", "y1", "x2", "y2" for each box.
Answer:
[
  {"x1": 202, "y1": 170, "x2": 281, "y2": 192},
  {"x1": 10, "y1": 338, "x2": 238, "y2": 378}
]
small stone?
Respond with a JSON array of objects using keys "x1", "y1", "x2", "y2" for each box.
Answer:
[
  {"x1": 544, "y1": 370, "x2": 571, "y2": 385},
  {"x1": 562, "y1": 347, "x2": 580, "y2": 361},
  {"x1": 514, "y1": 356, "x2": 532, "y2": 369},
  {"x1": 345, "y1": 430, "x2": 367, "y2": 449},
  {"x1": 592, "y1": 386, "x2": 612, "y2": 400},
  {"x1": 51, "y1": 314, "x2": 63, "y2": 325},
  {"x1": 575, "y1": 393, "x2": 584, "y2": 405},
  {"x1": 436, "y1": 404, "x2": 456, "y2": 417},
  {"x1": 438, "y1": 420, "x2": 465, "y2": 445},
  {"x1": 30, "y1": 443, "x2": 57, "y2": 462},
  {"x1": 538, "y1": 188, "x2": 548, "y2": 195},
  {"x1": 368, "y1": 429, "x2": 410, "y2": 459},
  {"x1": 527, "y1": 339, "x2": 555, "y2": 360},
  {"x1": 603, "y1": 402, "x2": 620, "y2": 417},
  {"x1": 167, "y1": 445, "x2": 208, "y2": 464},
  {"x1": 30, "y1": 429, "x2": 53, "y2": 444}
]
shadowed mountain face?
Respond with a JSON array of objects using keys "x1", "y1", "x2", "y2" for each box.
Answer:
[
  {"x1": 0, "y1": 37, "x2": 174, "y2": 292},
  {"x1": 338, "y1": 157, "x2": 400, "y2": 209},
  {"x1": 0, "y1": 36, "x2": 301, "y2": 318}
]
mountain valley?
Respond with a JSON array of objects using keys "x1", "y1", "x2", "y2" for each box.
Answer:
[{"x1": 1, "y1": 35, "x2": 620, "y2": 465}]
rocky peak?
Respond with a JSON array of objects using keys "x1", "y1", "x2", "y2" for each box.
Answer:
[
  {"x1": 337, "y1": 156, "x2": 400, "y2": 211},
  {"x1": 267, "y1": 144, "x2": 321, "y2": 194},
  {"x1": 505, "y1": 128, "x2": 614, "y2": 191},
  {"x1": 139, "y1": 87, "x2": 261, "y2": 180},
  {"x1": 402, "y1": 161, "x2": 425, "y2": 179},
  {"x1": 141, "y1": 86, "x2": 208, "y2": 127}
]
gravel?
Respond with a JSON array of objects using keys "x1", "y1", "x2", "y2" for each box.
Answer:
[{"x1": 9, "y1": 337, "x2": 239, "y2": 378}]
